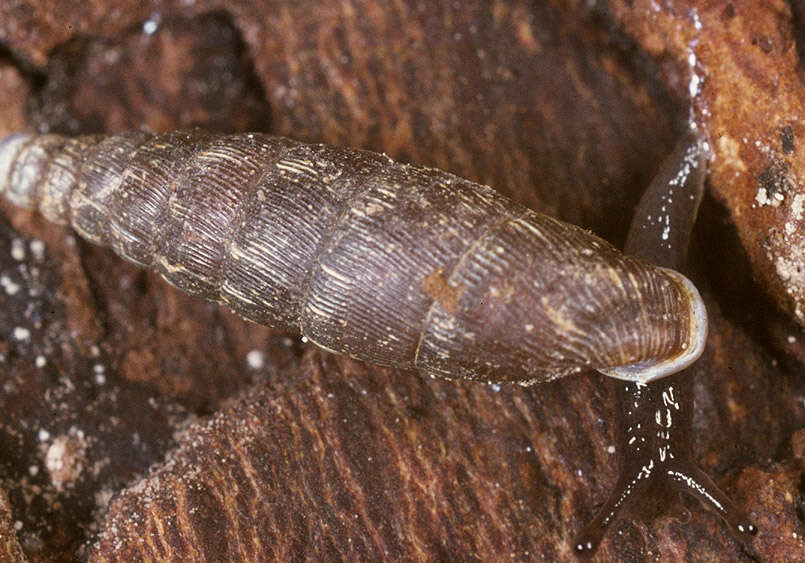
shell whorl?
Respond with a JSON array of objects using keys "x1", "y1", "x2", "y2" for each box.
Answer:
[{"x1": 0, "y1": 131, "x2": 706, "y2": 384}]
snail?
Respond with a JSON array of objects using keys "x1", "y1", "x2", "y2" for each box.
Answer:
[{"x1": 0, "y1": 129, "x2": 752, "y2": 552}]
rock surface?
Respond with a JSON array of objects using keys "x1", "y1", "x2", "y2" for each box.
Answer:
[{"x1": 609, "y1": 0, "x2": 805, "y2": 331}]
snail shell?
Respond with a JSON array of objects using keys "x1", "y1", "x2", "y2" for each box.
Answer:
[{"x1": 0, "y1": 131, "x2": 706, "y2": 384}]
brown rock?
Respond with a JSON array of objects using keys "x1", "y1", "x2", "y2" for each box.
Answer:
[
  {"x1": 738, "y1": 463, "x2": 805, "y2": 559},
  {"x1": 0, "y1": 64, "x2": 27, "y2": 136},
  {"x1": 30, "y1": 12, "x2": 271, "y2": 135},
  {"x1": 0, "y1": 487, "x2": 26, "y2": 562},
  {"x1": 607, "y1": 0, "x2": 805, "y2": 330}
]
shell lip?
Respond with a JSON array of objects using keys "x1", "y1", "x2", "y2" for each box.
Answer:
[
  {"x1": 0, "y1": 132, "x2": 34, "y2": 193},
  {"x1": 598, "y1": 268, "x2": 708, "y2": 384}
]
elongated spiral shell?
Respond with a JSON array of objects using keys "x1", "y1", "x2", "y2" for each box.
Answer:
[{"x1": 0, "y1": 131, "x2": 706, "y2": 384}]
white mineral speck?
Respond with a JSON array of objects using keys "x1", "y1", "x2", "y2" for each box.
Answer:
[
  {"x1": 45, "y1": 432, "x2": 87, "y2": 491},
  {"x1": 246, "y1": 349, "x2": 265, "y2": 370},
  {"x1": 38, "y1": 429, "x2": 50, "y2": 442},
  {"x1": 13, "y1": 326, "x2": 30, "y2": 341},
  {"x1": 35, "y1": 355, "x2": 46, "y2": 368},
  {"x1": 46, "y1": 441, "x2": 66, "y2": 470},
  {"x1": 30, "y1": 239, "x2": 45, "y2": 260},
  {"x1": 755, "y1": 187, "x2": 769, "y2": 206},
  {"x1": 792, "y1": 194, "x2": 805, "y2": 220},
  {"x1": 142, "y1": 18, "x2": 159, "y2": 35},
  {"x1": 1, "y1": 275, "x2": 20, "y2": 295},
  {"x1": 11, "y1": 238, "x2": 25, "y2": 261}
]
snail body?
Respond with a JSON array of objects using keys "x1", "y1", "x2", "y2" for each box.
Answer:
[
  {"x1": 575, "y1": 134, "x2": 756, "y2": 555},
  {"x1": 0, "y1": 130, "x2": 705, "y2": 386}
]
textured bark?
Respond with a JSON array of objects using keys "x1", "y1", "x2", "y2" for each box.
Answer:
[{"x1": 0, "y1": 1, "x2": 801, "y2": 561}]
